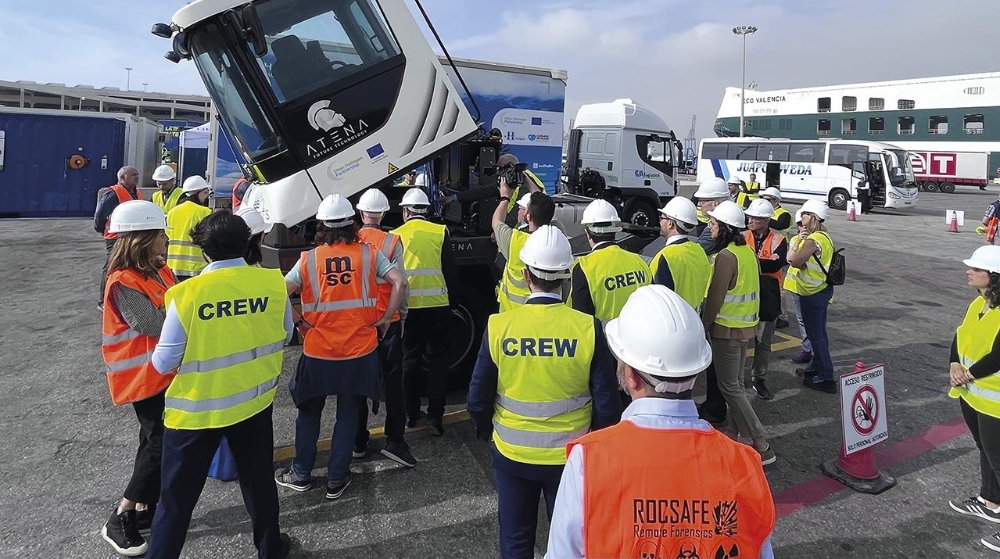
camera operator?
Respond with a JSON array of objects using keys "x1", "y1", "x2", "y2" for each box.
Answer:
[{"x1": 443, "y1": 154, "x2": 543, "y2": 227}]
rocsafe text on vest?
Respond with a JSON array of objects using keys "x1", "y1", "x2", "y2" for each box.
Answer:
[
  {"x1": 501, "y1": 337, "x2": 579, "y2": 357},
  {"x1": 604, "y1": 270, "x2": 647, "y2": 292},
  {"x1": 198, "y1": 297, "x2": 270, "y2": 320},
  {"x1": 325, "y1": 256, "x2": 356, "y2": 286}
]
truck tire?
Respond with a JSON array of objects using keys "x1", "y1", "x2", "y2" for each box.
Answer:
[
  {"x1": 924, "y1": 182, "x2": 939, "y2": 192},
  {"x1": 939, "y1": 182, "x2": 956, "y2": 193},
  {"x1": 623, "y1": 199, "x2": 658, "y2": 228},
  {"x1": 828, "y1": 189, "x2": 850, "y2": 211}
]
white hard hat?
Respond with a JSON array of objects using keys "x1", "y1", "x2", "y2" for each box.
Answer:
[
  {"x1": 519, "y1": 225, "x2": 573, "y2": 280},
  {"x1": 581, "y1": 199, "x2": 622, "y2": 233},
  {"x1": 707, "y1": 200, "x2": 747, "y2": 229},
  {"x1": 414, "y1": 173, "x2": 429, "y2": 187},
  {"x1": 108, "y1": 200, "x2": 167, "y2": 234},
  {"x1": 181, "y1": 175, "x2": 210, "y2": 194},
  {"x1": 357, "y1": 188, "x2": 390, "y2": 213},
  {"x1": 744, "y1": 199, "x2": 775, "y2": 219},
  {"x1": 801, "y1": 199, "x2": 830, "y2": 222},
  {"x1": 235, "y1": 205, "x2": 273, "y2": 236},
  {"x1": 761, "y1": 187, "x2": 782, "y2": 201},
  {"x1": 964, "y1": 246, "x2": 1000, "y2": 273},
  {"x1": 693, "y1": 177, "x2": 729, "y2": 199},
  {"x1": 794, "y1": 209, "x2": 804, "y2": 225},
  {"x1": 727, "y1": 175, "x2": 742, "y2": 185},
  {"x1": 516, "y1": 192, "x2": 532, "y2": 209},
  {"x1": 152, "y1": 164, "x2": 176, "y2": 182},
  {"x1": 400, "y1": 188, "x2": 430, "y2": 213},
  {"x1": 605, "y1": 285, "x2": 713, "y2": 380},
  {"x1": 316, "y1": 194, "x2": 355, "y2": 226},
  {"x1": 658, "y1": 197, "x2": 698, "y2": 229}
]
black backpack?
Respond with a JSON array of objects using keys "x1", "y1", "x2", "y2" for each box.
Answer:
[{"x1": 811, "y1": 232, "x2": 846, "y2": 286}]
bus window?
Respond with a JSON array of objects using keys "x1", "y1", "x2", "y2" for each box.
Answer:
[
  {"x1": 701, "y1": 143, "x2": 728, "y2": 160},
  {"x1": 758, "y1": 144, "x2": 789, "y2": 161},
  {"x1": 789, "y1": 143, "x2": 825, "y2": 163},
  {"x1": 829, "y1": 144, "x2": 869, "y2": 166},
  {"x1": 729, "y1": 144, "x2": 759, "y2": 160}
]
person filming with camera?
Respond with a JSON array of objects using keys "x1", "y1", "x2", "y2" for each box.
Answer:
[{"x1": 443, "y1": 154, "x2": 543, "y2": 227}]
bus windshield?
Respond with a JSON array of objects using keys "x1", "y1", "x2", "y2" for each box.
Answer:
[{"x1": 886, "y1": 149, "x2": 916, "y2": 187}]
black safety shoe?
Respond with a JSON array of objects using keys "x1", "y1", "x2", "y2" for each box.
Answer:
[
  {"x1": 427, "y1": 417, "x2": 444, "y2": 437},
  {"x1": 274, "y1": 467, "x2": 312, "y2": 492},
  {"x1": 752, "y1": 377, "x2": 773, "y2": 400},
  {"x1": 382, "y1": 440, "x2": 417, "y2": 468},
  {"x1": 326, "y1": 473, "x2": 352, "y2": 500},
  {"x1": 134, "y1": 506, "x2": 155, "y2": 533},
  {"x1": 406, "y1": 410, "x2": 427, "y2": 428},
  {"x1": 101, "y1": 509, "x2": 148, "y2": 557},
  {"x1": 802, "y1": 376, "x2": 837, "y2": 394}
]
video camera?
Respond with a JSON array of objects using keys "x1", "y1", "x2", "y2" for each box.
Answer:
[{"x1": 499, "y1": 162, "x2": 529, "y2": 189}]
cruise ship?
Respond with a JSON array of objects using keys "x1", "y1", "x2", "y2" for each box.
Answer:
[{"x1": 713, "y1": 72, "x2": 1000, "y2": 187}]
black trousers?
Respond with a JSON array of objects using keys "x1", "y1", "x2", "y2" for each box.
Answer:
[
  {"x1": 700, "y1": 361, "x2": 728, "y2": 421},
  {"x1": 356, "y1": 320, "x2": 406, "y2": 445},
  {"x1": 148, "y1": 406, "x2": 282, "y2": 559},
  {"x1": 100, "y1": 239, "x2": 116, "y2": 302},
  {"x1": 961, "y1": 399, "x2": 1000, "y2": 504},
  {"x1": 123, "y1": 391, "x2": 165, "y2": 504},
  {"x1": 491, "y1": 447, "x2": 563, "y2": 559},
  {"x1": 858, "y1": 190, "x2": 872, "y2": 214},
  {"x1": 402, "y1": 307, "x2": 452, "y2": 421}
]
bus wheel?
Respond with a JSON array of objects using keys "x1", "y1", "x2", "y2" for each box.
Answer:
[
  {"x1": 924, "y1": 182, "x2": 939, "y2": 192},
  {"x1": 623, "y1": 199, "x2": 658, "y2": 228},
  {"x1": 829, "y1": 189, "x2": 850, "y2": 211},
  {"x1": 939, "y1": 182, "x2": 956, "y2": 194}
]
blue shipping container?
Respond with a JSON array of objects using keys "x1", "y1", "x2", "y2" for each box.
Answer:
[{"x1": 0, "y1": 112, "x2": 126, "y2": 217}]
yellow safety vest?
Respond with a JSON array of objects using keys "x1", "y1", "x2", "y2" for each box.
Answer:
[
  {"x1": 153, "y1": 187, "x2": 183, "y2": 214},
  {"x1": 950, "y1": 296, "x2": 1000, "y2": 417},
  {"x1": 773, "y1": 207, "x2": 791, "y2": 232},
  {"x1": 715, "y1": 244, "x2": 760, "y2": 329},
  {"x1": 795, "y1": 231, "x2": 833, "y2": 296},
  {"x1": 163, "y1": 265, "x2": 288, "y2": 429},
  {"x1": 498, "y1": 228, "x2": 531, "y2": 312},
  {"x1": 782, "y1": 236, "x2": 804, "y2": 294},
  {"x1": 696, "y1": 207, "x2": 709, "y2": 225},
  {"x1": 735, "y1": 191, "x2": 752, "y2": 209},
  {"x1": 745, "y1": 181, "x2": 761, "y2": 200},
  {"x1": 394, "y1": 217, "x2": 449, "y2": 309},
  {"x1": 651, "y1": 239, "x2": 713, "y2": 311},
  {"x1": 487, "y1": 303, "x2": 595, "y2": 465},
  {"x1": 166, "y1": 201, "x2": 212, "y2": 277},
  {"x1": 573, "y1": 245, "x2": 651, "y2": 323}
]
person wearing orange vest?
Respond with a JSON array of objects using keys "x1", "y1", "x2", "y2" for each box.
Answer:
[
  {"x1": 547, "y1": 285, "x2": 776, "y2": 559},
  {"x1": 275, "y1": 194, "x2": 407, "y2": 500},
  {"x1": 743, "y1": 199, "x2": 788, "y2": 401},
  {"x1": 100, "y1": 200, "x2": 177, "y2": 557},
  {"x1": 352, "y1": 188, "x2": 417, "y2": 468},
  {"x1": 95, "y1": 166, "x2": 142, "y2": 310},
  {"x1": 231, "y1": 178, "x2": 251, "y2": 212}
]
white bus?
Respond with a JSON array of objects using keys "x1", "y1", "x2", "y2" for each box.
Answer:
[{"x1": 696, "y1": 138, "x2": 919, "y2": 210}]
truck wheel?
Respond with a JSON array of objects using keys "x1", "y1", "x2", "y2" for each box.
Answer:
[
  {"x1": 924, "y1": 182, "x2": 939, "y2": 192},
  {"x1": 939, "y1": 182, "x2": 956, "y2": 193},
  {"x1": 828, "y1": 189, "x2": 850, "y2": 211},
  {"x1": 623, "y1": 199, "x2": 658, "y2": 228},
  {"x1": 445, "y1": 304, "x2": 476, "y2": 373}
]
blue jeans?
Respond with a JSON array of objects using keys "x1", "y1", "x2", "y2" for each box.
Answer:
[
  {"x1": 800, "y1": 285, "x2": 834, "y2": 381},
  {"x1": 790, "y1": 293, "x2": 813, "y2": 354},
  {"x1": 292, "y1": 394, "x2": 365, "y2": 483}
]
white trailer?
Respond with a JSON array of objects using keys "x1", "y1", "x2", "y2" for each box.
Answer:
[{"x1": 908, "y1": 150, "x2": 990, "y2": 193}]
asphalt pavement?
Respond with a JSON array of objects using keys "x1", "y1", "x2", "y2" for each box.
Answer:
[{"x1": 1, "y1": 184, "x2": 999, "y2": 558}]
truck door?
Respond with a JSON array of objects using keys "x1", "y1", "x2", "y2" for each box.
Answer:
[
  {"x1": 634, "y1": 134, "x2": 675, "y2": 198},
  {"x1": 579, "y1": 131, "x2": 616, "y2": 187}
]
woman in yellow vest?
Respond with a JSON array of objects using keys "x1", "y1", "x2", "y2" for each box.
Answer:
[
  {"x1": 166, "y1": 176, "x2": 213, "y2": 281},
  {"x1": 786, "y1": 199, "x2": 836, "y2": 393},
  {"x1": 702, "y1": 200, "x2": 775, "y2": 465},
  {"x1": 948, "y1": 246, "x2": 1000, "y2": 553}
]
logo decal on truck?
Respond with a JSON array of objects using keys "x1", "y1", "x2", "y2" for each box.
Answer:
[{"x1": 304, "y1": 100, "x2": 370, "y2": 160}]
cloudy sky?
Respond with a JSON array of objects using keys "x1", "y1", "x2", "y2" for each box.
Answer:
[{"x1": 1, "y1": 0, "x2": 997, "y2": 138}]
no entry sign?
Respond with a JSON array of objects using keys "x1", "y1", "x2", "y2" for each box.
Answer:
[{"x1": 840, "y1": 364, "x2": 889, "y2": 455}]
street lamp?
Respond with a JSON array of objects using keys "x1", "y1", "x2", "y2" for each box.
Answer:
[
  {"x1": 125, "y1": 67, "x2": 133, "y2": 90},
  {"x1": 732, "y1": 26, "x2": 757, "y2": 137},
  {"x1": 143, "y1": 83, "x2": 149, "y2": 92}
]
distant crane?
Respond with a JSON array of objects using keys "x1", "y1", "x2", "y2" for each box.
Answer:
[{"x1": 682, "y1": 115, "x2": 697, "y2": 174}]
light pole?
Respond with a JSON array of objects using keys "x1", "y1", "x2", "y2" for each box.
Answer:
[
  {"x1": 732, "y1": 26, "x2": 757, "y2": 137},
  {"x1": 125, "y1": 67, "x2": 133, "y2": 90},
  {"x1": 143, "y1": 83, "x2": 149, "y2": 93}
]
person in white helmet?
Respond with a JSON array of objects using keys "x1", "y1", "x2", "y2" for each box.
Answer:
[
  {"x1": 393, "y1": 188, "x2": 458, "y2": 435},
  {"x1": 786, "y1": 199, "x2": 837, "y2": 393},
  {"x1": 787, "y1": 209, "x2": 814, "y2": 363},
  {"x1": 546, "y1": 285, "x2": 776, "y2": 559},
  {"x1": 947, "y1": 246, "x2": 1000, "y2": 554},
  {"x1": 761, "y1": 187, "x2": 791, "y2": 233},
  {"x1": 351, "y1": 188, "x2": 417, "y2": 468},
  {"x1": 151, "y1": 165, "x2": 181, "y2": 214},
  {"x1": 729, "y1": 175, "x2": 751, "y2": 209},
  {"x1": 494, "y1": 186, "x2": 558, "y2": 311},
  {"x1": 443, "y1": 153, "x2": 544, "y2": 227},
  {"x1": 165, "y1": 176, "x2": 213, "y2": 281},
  {"x1": 95, "y1": 166, "x2": 142, "y2": 309},
  {"x1": 651, "y1": 196, "x2": 712, "y2": 311},
  {"x1": 692, "y1": 177, "x2": 732, "y2": 252},
  {"x1": 703, "y1": 200, "x2": 775, "y2": 464},
  {"x1": 276, "y1": 194, "x2": 407, "y2": 500},
  {"x1": 234, "y1": 206, "x2": 273, "y2": 267},
  {"x1": 743, "y1": 199, "x2": 788, "y2": 401},
  {"x1": 467, "y1": 225, "x2": 621, "y2": 559},
  {"x1": 569, "y1": 199, "x2": 651, "y2": 325}
]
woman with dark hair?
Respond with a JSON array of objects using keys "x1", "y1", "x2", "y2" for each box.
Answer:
[
  {"x1": 701, "y1": 200, "x2": 775, "y2": 466},
  {"x1": 275, "y1": 195, "x2": 408, "y2": 500},
  {"x1": 948, "y1": 246, "x2": 1000, "y2": 553},
  {"x1": 165, "y1": 175, "x2": 213, "y2": 281},
  {"x1": 235, "y1": 206, "x2": 272, "y2": 266},
  {"x1": 100, "y1": 200, "x2": 177, "y2": 556}
]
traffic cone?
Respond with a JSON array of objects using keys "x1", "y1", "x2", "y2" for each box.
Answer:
[
  {"x1": 847, "y1": 202, "x2": 857, "y2": 222},
  {"x1": 820, "y1": 361, "x2": 897, "y2": 494},
  {"x1": 949, "y1": 213, "x2": 960, "y2": 233}
]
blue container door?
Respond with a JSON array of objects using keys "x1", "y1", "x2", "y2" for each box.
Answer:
[{"x1": 0, "y1": 113, "x2": 125, "y2": 217}]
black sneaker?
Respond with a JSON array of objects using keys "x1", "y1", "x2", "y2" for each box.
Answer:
[
  {"x1": 353, "y1": 431, "x2": 369, "y2": 459},
  {"x1": 326, "y1": 473, "x2": 352, "y2": 500},
  {"x1": 381, "y1": 440, "x2": 417, "y2": 468},
  {"x1": 752, "y1": 377, "x2": 773, "y2": 400},
  {"x1": 274, "y1": 467, "x2": 312, "y2": 492},
  {"x1": 983, "y1": 531, "x2": 1000, "y2": 552},
  {"x1": 951, "y1": 496, "x2": 1000, "y2": 523},
  {"x1": 427, "y1": 417, "x2": 444, "y2": 436},
  {"x1": 407, "y1": 410, "x2": 427, "y2": 428},
  {"x1": 101, "y1": 509, "x2": 148, "y2": 557},
  {"x1": 802, "y1": 377, "x2": 837, "y2": 394},
  {"x1": 134, "y1": 506, "x2": 155, "y2": 533}
]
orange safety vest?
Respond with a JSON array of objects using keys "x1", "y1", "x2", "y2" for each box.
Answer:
[
  {"x1": 358, "y1": 226, "x2": 402, "y2": 323},
  {"x1": 988, "y1": 216, "x2": 999, "y2": 244},
  {"x1": 298, "y1": 242, "x2": 381, "y2": 360},
  {"x1": 103, "y1": 184, "x2": 142, "y2": 240},
  {"x1": 569, "y1": 421, "x2": 775, "y2": 559},
  {"x1": 231, "y1": 178, "x2": 250, "y2": 211},
  {"x1": 744, "y1": 229, "x2": 785, "y2": 283},
  {"x1": 101, "y1": 265, "x2": 177, "y2": 405}
]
